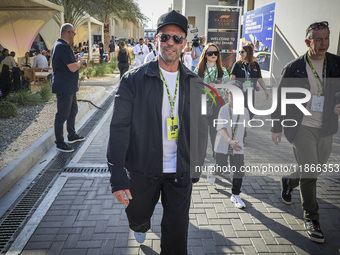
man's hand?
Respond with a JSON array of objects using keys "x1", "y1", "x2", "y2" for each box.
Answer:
[
  {"x1": 334, "y1": 104, "x2": 340, "y2": 115},
  {"x1": 230, "y1": 140, "x2": 242, "y2": 151},
  {"x1": 114, "y1": 189, "x2": 132, "y2": 206},
  {"x1": 272, "y1": 132, "x2": 281, "y2": 146}
]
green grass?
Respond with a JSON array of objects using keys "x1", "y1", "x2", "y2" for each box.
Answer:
[{"x1": 8, "y1": 90, "x2": 42, "y2": 106}]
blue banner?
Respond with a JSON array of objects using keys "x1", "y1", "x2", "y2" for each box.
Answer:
[{"x1": 242, "y1": 3, "x2": 275, "y2": 71}]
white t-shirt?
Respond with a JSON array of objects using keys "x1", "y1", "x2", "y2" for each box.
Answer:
[
  {"x1": 161, "y1": 67, "x2": 179, "y2": 173},
  {"x1": 214, "y1": 104, "x2": 249, "y2": 155}
]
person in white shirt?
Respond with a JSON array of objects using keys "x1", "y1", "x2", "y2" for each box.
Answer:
[
  {"x1": 210, "y1": 81, "x2": 249, "y2": 209},
  {"x1": 144, "y1": 40, "x2": 158, "y2": 63},
  {"x1": 133, "y1": 38, "x2": 149, "y2": 67},
  {"x1": 2, "y1": 51, "x2": 17, "y2": 69},
  {"x1": 33, "y1": 49, "x2": 49, "y2": 68}
]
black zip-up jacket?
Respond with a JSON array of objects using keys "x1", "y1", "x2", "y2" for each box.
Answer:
[
  {"x1": 271, "y1": 52, "x2": 340, "y2": 143},
  {"x1": 107, "y1": 58, "x2": 208, "y2": 192}
]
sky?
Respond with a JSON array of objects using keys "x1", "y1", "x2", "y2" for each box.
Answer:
[{"x1": 135, "y1": 0, "x2": 173, "y2": 29}]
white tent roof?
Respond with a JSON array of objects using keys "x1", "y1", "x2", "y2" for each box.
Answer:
[{"x1": 0, "y1": 0, "x2": 64, "y2": 57}]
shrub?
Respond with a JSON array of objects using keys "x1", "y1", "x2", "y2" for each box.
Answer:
[
  {"x1": 8, "y1": 90, "x2": 42, "y2": 106},
  {"x1": 39, "y1": 83, "x2": 53, "y2": 101},
  {"x1": 0, "y1": 101, "x2": 18, "y2": 118}
]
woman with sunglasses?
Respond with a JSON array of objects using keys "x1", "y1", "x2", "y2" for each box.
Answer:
[
  {"x1": 194, "y1": 42, "x2": 230, "y2": 154},
  {"x1": 230, "y1": 44, "x2": 270, "y2": 119}
]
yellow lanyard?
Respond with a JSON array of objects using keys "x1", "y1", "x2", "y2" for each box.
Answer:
[
  {"x1": 307, "y1": 54, "x2": 327, "y2": 96},
  {"x1": 158, "y1": 64, "x2": 180, "y2": 118}
]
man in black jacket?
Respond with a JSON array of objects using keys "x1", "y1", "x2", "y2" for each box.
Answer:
[
  {"x1": 106, "y1": 10, "x2": 207, "y2": 254},
  {"x1": 271, "y1": 21, "x2": 340, "y2": 244}
]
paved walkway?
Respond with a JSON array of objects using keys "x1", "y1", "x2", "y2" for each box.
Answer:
[{"x1": 2, "y1": 82, "x2": 340, "y2": 255}]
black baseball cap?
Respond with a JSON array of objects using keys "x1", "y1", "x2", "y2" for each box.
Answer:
[{"x1": 157, "y1": 10, "x2": 188, "y2": 36}]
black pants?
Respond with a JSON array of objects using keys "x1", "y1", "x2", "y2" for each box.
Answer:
[
  {"x1": 54, "y1": 93, "x2": 78, "y2": 144},
  {"x1": 215, "y1": 153, "x2": 245, "y2": 195},
  {"x1": 126, "y1": 172, "x2": 192, "y2": 255},
  {"x1": 118, "y1": 62, "x2": 129, "y2": 78}
]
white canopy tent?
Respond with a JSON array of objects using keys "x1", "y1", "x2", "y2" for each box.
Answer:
[
  {"x1": 36, "y1": 15, "x2": 103, "y2": 61},
  {"x1": 0, "y1": 0, "x2": 64, "y2": 58}
]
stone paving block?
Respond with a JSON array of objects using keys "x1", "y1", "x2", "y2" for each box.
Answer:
[
  {"x1": 114, "y1": 233, "x2": 129, "y2": 247},
  {"x1": 94, "y1": 220, "x2": 108, "y2": 233},
  {"x1": 251, "y1": 237, "x2": 269, "y2": 253},
  {"x1": 64, "y1": 234, "x2": 81, "y2": 248},
  {"x1": 214, "y1": 203, "x2": 227, "y2": 213},
  {"x1": 236, "y1": 230, "x2": 260, "y2": 238},
  {"x1": 211, "y1": 231, "x2": 229, "y2": 246},
  {"x1": 54, "y1": 234, "x2": 68, "y2": 241},
  {"x1": 59, "y1": 249, "x2": 88, "y2": 255},
  {"x1": 208, "y1": 219, "x2": 230, "y2": 225},
  {"x1": 29, "y1": 234, "x2": 56, "y2": 242},
  {"x1": 188, "y1": 230, "x2": 213, "y2": 239},
  {"x1": 189, "y1": 247, "x2": 205, "y2": 255},
  {"x1": 73, "y1": 220, "x2": 97, "y2": 227},
  {"x1": 216, "y1": 245, "x2": 244, "y2": 253},
  {"x1": 61, "y1": 215, "x2": 77, "y2": 227},
  {"x1": 244, "y1": 224, "x2": 269, "y2": 231},
  {"x1": 21, "y1": 249, "x2": 47, "y2": 255},
  {"x1": 58, "y1": 227, "x2": 83, "y2": 234},
  {"x1": 24, "y1": 241, "x2": 52, "y2": 250},
  {"x1": 282, "y1": 213, "x2": 300, "y2": 225},
  {"x1": 192, "y1": 194, "x2": 202, "y2": 203},
  {"x1": 242, "y1": 245, "x2": 258, "y2": 255},
  {"x1": 38, "y1": 221, "x2": 62, "y2": 228},
  {"x1": 231, "y1": 218, "x2": 246, "y2": 231},
  {"x1": 267, "y1": 244, "x2": 295, "y2": 253},
  {"x1": 87, "y1": 248, "x2": 101, "y2": 255},
  {"x1": 202, "y1": 238, "x2": 216, "y2": 253},
  {"x1": 238, "y1": 212, "x2": 253, "y2": 224},
  {"x1": 205, "y1": 208, "x2": 218, "y2": 219},
  {"x1": 221, "y1": 225, "x2": 237, "y2": 238},
  {"x1": 76, "y1": 210, "x2": 89, "y2": 221},
  {"x1": 227, "y1": 237, "x2": 252, "y2": 245},
  {"x1": 258, "y1": 230, "x2": 277, "y2": 245},
  {"x1": 87, "y1": 214, "x2": 110, "y2": 221},
  {"x1": 152, "y1": 239, "x2": 161, "y2": 253},
  {"x1": 217, "y1": 212, "x2": 239, "y2": 219},
  {"x1": 80, "y1": 227, "x2": 95, "y2": 240},
  {"x1": 34, "y1": 227, "x2": 60, "y2": 235},
  {"x1": 196, "y1": 214, "x2": 209, "y2": 225},
  {"x1": 76, "y1": 240, "x2": 102, "y2": 248},
  {"x1": 188, "y1": 238, "x2": 203, "y2": 246},
  {"x1": 106, "y1": 226, "x2": 130, "y2": 233}
]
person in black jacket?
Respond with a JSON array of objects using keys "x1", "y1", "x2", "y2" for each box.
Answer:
[
  {"x1": 271, "y1": 21, "x2": 340, "y2": 244},
  {"x1": 106, "y1": 10, "x2": 207, "y2": 254}
]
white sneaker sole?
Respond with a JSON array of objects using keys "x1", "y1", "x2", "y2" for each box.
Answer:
[
  {"x1": 56, "y1": 147, "x2": 74, "y2": 153},
  {"x1": 68, "y1": 137, "x2": 85, "y2": 144}
]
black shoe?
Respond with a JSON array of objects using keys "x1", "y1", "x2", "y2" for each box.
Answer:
[
  {"x1": 281, "y1": 176, "x2": 292, "y2": 204},
  {"x1": 56, "y1": 142, "x2": 74, "y2": 153},
  {"x1": 304, "y1": 220, "x2": 325, "y2": 243},
  {"x1": 68, "y1": 134, "x2": 85, "y2": 144}
]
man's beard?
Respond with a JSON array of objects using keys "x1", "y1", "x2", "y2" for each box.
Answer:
[{"x1": 159, "y1": 46, "x2": 180, "y2": 64}]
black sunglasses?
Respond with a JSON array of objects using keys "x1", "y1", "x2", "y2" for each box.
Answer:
[
  {"x1": 239, "y1": 50, "x2": 245, "y2": 54},
  {"x1": 158, "y1": 33, "x2": 185, "y2": 44},
  {"x1": 206, "y1": 51, "x2": 219, "y2": 56},
  {"x1": 308, "y1": 21, "x2": 329, "y2": 30}
]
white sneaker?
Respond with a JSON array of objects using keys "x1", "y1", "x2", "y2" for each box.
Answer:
[{"x1": 230, "y1": 194, "x2": 246, "y2": 209}]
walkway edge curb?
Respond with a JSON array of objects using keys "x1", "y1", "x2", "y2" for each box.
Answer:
[{"x1": 0, "y1": 87, "x2": 107, "y2": 199}]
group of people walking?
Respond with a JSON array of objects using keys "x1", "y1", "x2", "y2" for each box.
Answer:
[{"x1": 49, "y1": 10, "x2": 340, "y2": 254}]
